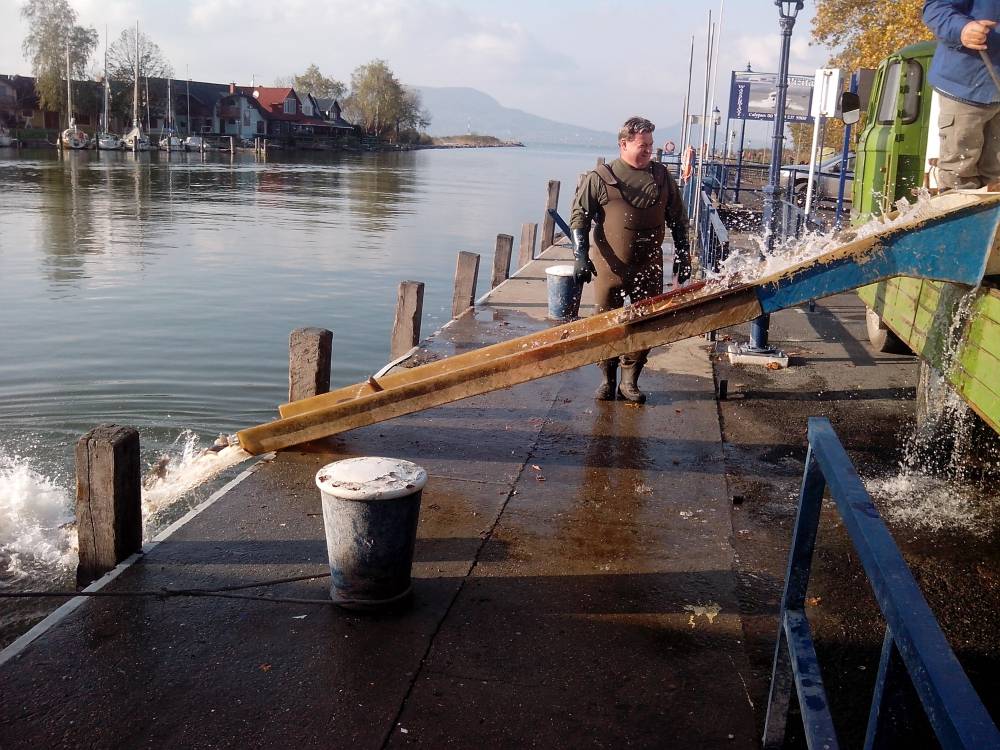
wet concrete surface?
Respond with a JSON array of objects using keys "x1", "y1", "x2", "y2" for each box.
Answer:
[
  {"x1": 1, "y1": 246, "x2": 756, "y2": 749},
  {"x1": 716, "y1": 293, "x2": 1000, "y2": 748},
  {"x1": 3, "y1": 253, "x2": 997, "y2": 748}
]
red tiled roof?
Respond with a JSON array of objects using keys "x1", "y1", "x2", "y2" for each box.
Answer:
[{"x1": 253, "y1": 87, "x2": 297, "y2": 113}]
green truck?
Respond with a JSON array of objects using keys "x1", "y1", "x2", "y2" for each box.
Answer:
[{"x1": 854, "y1": 41, "x2": 1000, "y2": 435}]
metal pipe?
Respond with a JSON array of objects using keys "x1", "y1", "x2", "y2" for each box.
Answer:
[
  {"x1": 753, "y1": 0, "x2": 802, "y2": 352},
  {"x1": 680, "y1": 36, "x2": 695, "y2": 158},
  {"x1": 691, "y1": 13, "x2": 715, "y2": 251},
  {"x1": 835, "y1": 73, "x2": 858, "y2": 227}
]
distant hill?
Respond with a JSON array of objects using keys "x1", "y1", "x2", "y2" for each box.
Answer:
[
  {"x1": 415, "y1": 86, "x2": 682, "y2": 149},
  {"x1": 415, "y1": 86, "x2": 617, "y2": 147}
]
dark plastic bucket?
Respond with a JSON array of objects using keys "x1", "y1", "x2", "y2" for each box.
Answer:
[
  {"x1": 545, "y1": 264, "x2": 583, "y2": 320},
  {"x1": 315, "y1": 457, "x2": 427, "y2": 610}
]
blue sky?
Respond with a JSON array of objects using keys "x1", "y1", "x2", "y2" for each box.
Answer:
[{"x1": 0, "y1": 0, "x2": 838, "y2": 135}]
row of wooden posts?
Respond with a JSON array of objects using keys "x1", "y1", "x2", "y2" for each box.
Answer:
[{"x1": 74, "y1": 176, "x2": 566, "y2": 587}]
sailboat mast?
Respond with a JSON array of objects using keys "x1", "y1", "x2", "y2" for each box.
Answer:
[
  {"x1": 103, "y1": 26, "x2": 109, "y2": 133},
  {"x1": 133, "y1": 21, "x2": 140, "y2": 129},
  {"x1": 65, "y1": 44, "x2": 72, "y2": 128}
]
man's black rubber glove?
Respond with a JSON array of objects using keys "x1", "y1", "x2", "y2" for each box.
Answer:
[
  {"x1": 571, "y1": 228, "x2": 597, "y2": 285},
  {"x1": 673, "y1": 242, "x2": 692, "y2": 285}
]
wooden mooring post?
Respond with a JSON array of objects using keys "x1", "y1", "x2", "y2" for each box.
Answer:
[
  {"x1": 390, "y1": 281, "x2": 425, "y2": 359},
  {"x1": 518, "y1": 223, "x2": 538, "y2": 268},
  {"x1": 490, "y1": 234, "x2": 514, "y2": 288},
  {"x1": 452, "y1": 251, "x2": 480, "y2": 319},
  {"x1": 288, "y1": 327, "x2": 333, "y2": 402},
  {"x1": 540, "y1": 180, "x2": 560, "y2": 250},
  {"x1": 75, "y1": 425, "x2": 142, "y2": 586}
]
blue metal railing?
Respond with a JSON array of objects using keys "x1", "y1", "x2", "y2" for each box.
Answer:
[
  {"x1": 763, "y1": 417, "x2": 1000, "y2": 750},
  {"x1": 697, "y1": 190, "x2": 729, "y2": 275}
]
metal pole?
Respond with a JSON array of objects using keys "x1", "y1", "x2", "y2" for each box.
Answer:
[
  {"x1": 752, "y1": 2, "x2": 801, "y2": 352},
  {"x1": 734, "y1": 63, "x2": 752, "y2": 202},
  {"x1": 691, "y1": 13, "x2": 714, "y2": 248},
  {"x1": 735, "y1": 120, "x2": 748, "y2": 199},
  {"x1": 680, "y1": 36, "x2": 695, "y2": 158},
  {"x1": 835, "y1": 73, "x2": 858, "y2": 227}
]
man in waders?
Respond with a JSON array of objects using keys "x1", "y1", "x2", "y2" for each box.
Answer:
[{"x1": 569, "y1": 116, "x2": 691, "y2": 404}]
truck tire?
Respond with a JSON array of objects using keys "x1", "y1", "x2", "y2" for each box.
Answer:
[{"x1": 865, "y1": 307, "x2": 910, "y2": 353}]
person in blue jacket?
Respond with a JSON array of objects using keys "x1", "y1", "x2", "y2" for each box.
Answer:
[{"x1": 924, "y1": 1, "x2": 1000, "y2": 188}]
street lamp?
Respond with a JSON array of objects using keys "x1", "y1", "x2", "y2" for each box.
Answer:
[{"x1": 748, "y1": 0, "x2": 804, "y2": 355}]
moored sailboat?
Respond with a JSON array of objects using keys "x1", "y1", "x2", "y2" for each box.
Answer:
[
  {"x1": 97, "y1": 28, "x2": 122, "y2": 150},
  {"x1": 60, "y1": 45, "x2": 89, "y2": 150},
  {"x1": 122, "y1": 21, "x2": 150, "y2": 151},
  {"x1": 159, "y1": 78, "x2": 182, "y2": 151}
]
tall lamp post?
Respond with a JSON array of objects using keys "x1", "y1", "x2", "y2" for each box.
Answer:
[{"x1": 748, "y1": 0, "x2": 804, "y2": 355}]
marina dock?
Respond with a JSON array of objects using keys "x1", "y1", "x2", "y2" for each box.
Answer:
[{"x1": 2, "y1": 240, "x2": 998, "y2": 748}]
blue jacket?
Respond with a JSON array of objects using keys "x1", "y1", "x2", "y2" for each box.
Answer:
[{"x1": 924, "y1": 0, "x2": 1000, "y2": 103}]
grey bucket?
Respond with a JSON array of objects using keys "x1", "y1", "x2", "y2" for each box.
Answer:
[
  {"x1": 545, "y1": 264, "x2": 583, "y2": 320},
  {"x1": 315, "y1": 457, "x2": 427, "y2": 610}
]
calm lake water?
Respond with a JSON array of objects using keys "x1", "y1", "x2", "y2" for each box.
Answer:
[{"x1": 0, "y1": 143, "x2": 608, "y2": 583}]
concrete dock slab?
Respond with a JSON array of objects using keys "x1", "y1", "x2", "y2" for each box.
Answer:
[{"x1": 4, "y1": 242, "x2": 996, "y2": 748}]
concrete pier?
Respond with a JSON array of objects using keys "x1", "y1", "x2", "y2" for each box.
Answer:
[{"x1": 2, "y1": 241, "x2": 998, "y2": 748}]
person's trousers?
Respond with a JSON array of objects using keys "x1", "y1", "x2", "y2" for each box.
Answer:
[
  {"x1": 592, "y1": 250, "x2": 663, "y2": 366},
  {"x1": 937, "y1": 95, "x2": 1000, "y2": 189}
]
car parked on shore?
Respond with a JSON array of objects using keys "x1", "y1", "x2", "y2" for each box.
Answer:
[{"x1": 780, "y1": 152, "x2": 855, "y2": 206}]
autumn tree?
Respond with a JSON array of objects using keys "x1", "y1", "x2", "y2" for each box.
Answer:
[
  {"x1": 20, "y1": 0, "x2": 98, "y2": 116},
  {"x1": 106, "y1": 26, "x2": 173, "y2": 123},
  {"x1": 341, "y1": 60, "x2": 427, "y2": 141},
  {"x1": 293, "y1": 64, "x2": 346, "y2": 101},
  {"x1": 808, "y1": 0, "x2": 933, "y2": 151},
  {"x1": 344, "y1": 60, "x2": 402, "y2": 138},
  {"x1": 811, "y1": 0, "x2": 933, "y2": 73}
]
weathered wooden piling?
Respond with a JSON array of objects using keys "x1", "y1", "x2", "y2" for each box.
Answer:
[
  {"x1": 75, "y1": 425, "x2": 142, "y2": 586},
  {"x1": 452, "y1": 251, "x2": 480, "y2": 319},
  {"x1": 518, "y1": 223, "x2": 538, "y2": 268},
  {"x1": 490, "y1": 234, "x2": 514, "y2": 288},
  {"x1": 390, "y1": 281, "x2": 425, "y2": 359},
  {"x1": 540, "y1": 180, "x2": 560, "y2": 250},
  {"x1": 288, "y1": 327, "x2": 333, "y2": 402}
]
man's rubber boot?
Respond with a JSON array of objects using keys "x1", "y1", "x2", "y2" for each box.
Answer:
[
  {"x1": 595, "y1": 359, "x2": 617, "y2": 401},
  {"x1": 618, "y1": 361, "x2": 646, "y2": 404}
]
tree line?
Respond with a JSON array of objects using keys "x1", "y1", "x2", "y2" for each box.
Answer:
[{"x1": 19, "y1": 0, "x2": 430, "y2": 141}]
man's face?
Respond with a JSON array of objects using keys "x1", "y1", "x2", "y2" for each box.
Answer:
[{"x1": 620, "y1": 131, "x2": 654, "y2": 169}]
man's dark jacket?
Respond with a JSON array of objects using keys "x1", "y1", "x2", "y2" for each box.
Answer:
[{"x1": 924, "y1": 0, "x2": 1000, "y2": 103}]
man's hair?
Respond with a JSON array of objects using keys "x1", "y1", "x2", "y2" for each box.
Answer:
[{"x1": 619, "y1": 116, "x2": 655, "y2": 142}]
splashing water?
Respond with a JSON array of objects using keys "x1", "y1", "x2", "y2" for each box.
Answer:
[
  {"x1": 140, "y1": 430, "x2": 252, "y2": 531},
  {"x1": 0, "y1": 431, "x2": 253, "y2": 584},
  {"x1": 866, "y1": 282, "x2": 1000, "y2": 536},
  {"x1": 0, "y1": 452, "x2": 77, "y2": 581},
  {"x1": 710, "y1": 190, "x2": 942, "y2": 287}
]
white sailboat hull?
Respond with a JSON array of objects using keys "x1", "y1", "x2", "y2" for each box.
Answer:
[
  {"x1": 159, "y1": 135, "x2": 183, "y2": 151},
  {"x1": 123, "y1": 127, "x2": 151, "y2": 151},
  {"x1": 97, "y1": 134, "x2": 123, "y2": 150},
  {"x1": 61, "y1": 128, "x2": 89, "y2": 150}
]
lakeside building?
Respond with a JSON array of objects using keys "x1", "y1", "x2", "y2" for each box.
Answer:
[{"x1": 0, "y1": 73, "x2": 356, "y2": 143}]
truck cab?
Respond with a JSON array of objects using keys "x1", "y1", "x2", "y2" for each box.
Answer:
[{"x1": 852, "y1": 41, "x2": 938, "y2": 222}]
